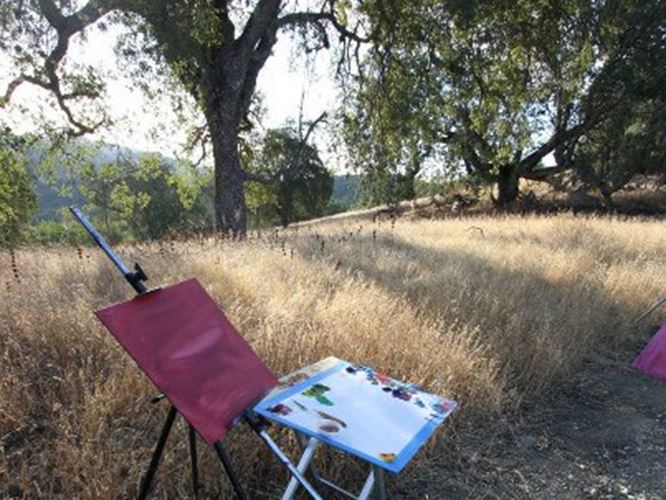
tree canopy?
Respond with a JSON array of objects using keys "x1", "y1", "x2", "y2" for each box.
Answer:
[
  {"x1": 0, "y1": 125, "x2": 37, "y2": 246},
  {"x1": 35, "y1": 143, "x2": 214, "y2": 241},
  {"x1": 1, "y1": 0, "x2": 664, "y2": 228},
  {"x1": 571, "y1": 91, "x2": 666, "y2": 208},
  {"x1": 246, "y1": 125, "x2": 333, "y2": 226},
  {"x1": 343, "y1": 0, "x2": 666, "y2": 206}
]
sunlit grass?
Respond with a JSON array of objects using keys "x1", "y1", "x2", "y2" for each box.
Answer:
[{"x1": 1, "y1": 214, "x2": 663, "y2": 498}]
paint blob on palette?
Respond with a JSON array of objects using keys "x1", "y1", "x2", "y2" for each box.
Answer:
[{"x1": 254, "y1": 357, "x2": 457, "y2": 473}]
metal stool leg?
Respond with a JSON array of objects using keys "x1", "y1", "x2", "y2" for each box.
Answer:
[
  {"x1": 373, "y1": 466, "x2": 387, "y2": 500},
  {"x1": 138, "y1": 405, "x2": 178, "y2": 500},
  {"x1": 282, "y1": 437, "x2": 320, "y2": 500},
  {"x1": 256, "y1": 429, "x2": 323, "y2": 500},
  {"x1": 357, "y1": 468, "x2": 375, "y2": 500},
  {"x1": 283, "y1": 433, "x2": 388, "y2": 500}
]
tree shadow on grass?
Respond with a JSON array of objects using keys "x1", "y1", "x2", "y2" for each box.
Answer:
[
  {"x1": 470, "y1": 222, "x2": 663, "y2": 267},
  {"x1": 287, "y1": 230, "x2": 639, "y2": 394}
]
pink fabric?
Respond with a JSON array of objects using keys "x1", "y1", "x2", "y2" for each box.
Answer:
[
  {"x1": 95, "y1": 278, "x2": 278, "y2": 445},
  {"x1": 634, "y1": 324, "x2": 666, "y2": 381}
]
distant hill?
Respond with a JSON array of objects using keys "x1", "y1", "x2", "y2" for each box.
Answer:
[
  {"x1": 29, "y1": 167, "x2": 85, "y2": 221},
  {"x1": 332, "y1": 175, "x2": 360, "y2": 207},
  {"x1": 25, "y1": 144, "x2": 152, "y2": 221}
]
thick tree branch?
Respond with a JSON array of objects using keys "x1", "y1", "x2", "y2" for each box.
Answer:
[
  {"x1": 516, "y1": 94, "x2": 617, "y2": 176},
  {"x1": 1, "y1": 76, "x2": 29, "y2": 106},
  {"x1": 236, "y1": 0, "x2": 281, "y2": 56},
  {"x1": 211, "y1": 0, "x2": 236, "y2": 44},
  {"x1": 2, "y1": 0, "x2": 119, "y2": 135},
  {"x1": 37, "y1": 0, "x2": 66, "y2": 29},
  {"x1": 521, "y1": 165, "x2": 567, "y2": 181},
  {"x1": 278, "y1": 10, "x2": 372, "y2": 43},
  {"x1": 237, "y1": 25, "x2": 279, "y2": 121},
  {"x1": 516, "y1": 122, "x2": 589, "y2": 174}
]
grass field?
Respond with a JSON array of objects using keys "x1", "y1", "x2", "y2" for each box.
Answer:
[{"x1": 1, "y1": 214, "x2": 664, "y2": 498}]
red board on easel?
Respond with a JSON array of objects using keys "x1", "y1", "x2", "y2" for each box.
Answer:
[{"x1": 96, "y1": 278, "x2": 278, "y2": 444}]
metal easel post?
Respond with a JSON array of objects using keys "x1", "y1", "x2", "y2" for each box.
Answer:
[
  {"x1": 70, "y1": 207, "x2": 148, "y2": 294},
  {"x1": 71, "y1": 207, "x2": 247, "y2": 500}
]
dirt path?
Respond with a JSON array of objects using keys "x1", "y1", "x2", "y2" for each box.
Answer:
[{"x1": 403, "y1": 340, "x2": 666, "y2": 499}]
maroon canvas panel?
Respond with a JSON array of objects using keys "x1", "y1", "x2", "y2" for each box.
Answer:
[
  {"x1": 634, "y1": 323, "x2": 666, "y2": 381},
  {"x1": 95, "y1": 278, "x2": 278, "y2": 444}
]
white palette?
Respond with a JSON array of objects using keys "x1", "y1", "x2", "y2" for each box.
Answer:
[{"x1": 255, "y1": 357, "x2": 457, "y2": 473}]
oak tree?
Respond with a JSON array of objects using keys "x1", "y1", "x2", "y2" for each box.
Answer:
[
  {"x1": 345, "y1": 0, "x2": 666, "y2": 206},
  {"x1": 1, "y1": 0, "x2": 370, "y2": 236},
  {"x1": 246, "y1": 120, "x2": 332, "y2": 226}
]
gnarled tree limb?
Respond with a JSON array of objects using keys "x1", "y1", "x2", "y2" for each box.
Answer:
[
  {"x1": 279, "y1": 10, "x2": 372, "y2": 44},
  {"x1": 2, "y1": 0, "x2": 120, "y2": 136}
]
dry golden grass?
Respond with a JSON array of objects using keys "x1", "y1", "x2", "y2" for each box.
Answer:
[{"x1": 1, "y1": 214, "x2": 664, "y2": 498}]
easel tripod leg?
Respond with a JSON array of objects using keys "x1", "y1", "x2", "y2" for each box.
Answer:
[
  {"x1": 213, "y1": 442, "x2": 248, "y2": 500},
  {"x1": 138, "y1": 405, "x2": 178, "y2": 500},
  {"x1": 188, "y1": 424, "x2": 200, "y2": 498}
]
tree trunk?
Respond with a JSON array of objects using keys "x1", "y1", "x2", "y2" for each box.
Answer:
[
  {"x1": 402, "y1": 166, "x2": 419, "y2": 200},
  {"x1": 496, "y1": 166, "x2": 520, "y2": 207},
  {"x1": 402, "y1": 146, "x2": 421, "y2": 200},
  {"x1": 278, "y1": 209, "x2": 289, "y2": 228},
  {"x1": 277, "y1": 186, "x2": 292, "y2": 228},
  {"x1": 207, "y1": 104, "x2": 246, "y2": 238},
  {"x1": 599, "y1": 182, "x2": 615, "y2": 213}
]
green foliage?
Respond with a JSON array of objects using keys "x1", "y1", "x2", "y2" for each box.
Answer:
[
  {"x1": 26, "y1": 219, "x2": 92, "y2": 246},
  {"x1": 357, "y1": 167, "x2": 418, "y2": 207},
  {"x1": 324, "y1": 199, "x2": 352, "y2": 216},
  {"x1": 246, "y1": 128, "x2": 333, "y2": 227},
  {"x1": 245, "y1": 179, "x2": 278, "y2": 227},
  {"x1": 0, "y1": 128, "x2": 37, "y2": 246},
  {"x1": 83, "y1": 154, "x2": 213, "y2": 239},
  {"x1": 344, "y1": 0, "x2": 666, "y2": 205},
  {"x1": 32, "y1": 145, "x2": 214, "y2": 242},
  {"x1": 574, "y1": 95, "x2": 666, "y2": 200}
]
